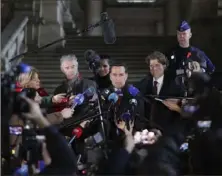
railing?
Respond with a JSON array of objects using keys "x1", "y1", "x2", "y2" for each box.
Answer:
[{"x1": 1, "y1": 16, "x2": 29, "y2": 72}]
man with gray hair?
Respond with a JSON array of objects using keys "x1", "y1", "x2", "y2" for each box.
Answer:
[
  {"x1": 53, "y1": 54, "x2": 97, "y2": 122},
  {"x1": 54, "y1": 54, "x2": 96, "y2": 96}
]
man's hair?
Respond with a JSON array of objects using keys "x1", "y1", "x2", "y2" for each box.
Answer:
[
  {"x1": 110, "y1": 62, "x2": 128, "y2": 73},
  {"x1": 60, "y1": 54, "x2": 78, "y2": 66},
  {"x1": 145, "y1": 51, "x2": 169, "y2": 68}
]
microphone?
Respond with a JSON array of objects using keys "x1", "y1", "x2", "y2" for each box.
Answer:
[
  {"x1": 101, "y1": 88, "x2": 111, "y2": 101},
  {"x1": 101, "y1": 12, "x2": 116, "y2": 44},
  {"x1": 84, "y1": 86, "x2": 96, "y2": 97},
  {"x1": 71, "y1": 93, "x2": 85, "y2": 110},
  {"x1": 68, "y1": 127, "x2": 83, "y2": 145},
  {"x1": 84, "y1": 50, "x2": 101, "y2": 71},
  {"x1": 128, "y1": 85, "x2": 151, "y2": 103},
  {"x1": 107, "y1": 92, "x2": 119, "y2": 111},
  {"x1": 128, "y1": 85, "x2": 140, "y2": 97}
]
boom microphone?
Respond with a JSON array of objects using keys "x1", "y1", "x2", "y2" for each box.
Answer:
[{"x1": 101, "y1": 12, "x2": 116, "y2": 44}]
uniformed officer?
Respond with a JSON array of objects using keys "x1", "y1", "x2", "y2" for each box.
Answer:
[{"x1": 167, "y1": 21, "x2": 215, "y2": 79}]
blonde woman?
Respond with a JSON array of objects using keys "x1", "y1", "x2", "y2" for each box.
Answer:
[{"x1": 17, "y1": 67, "x2": 65, "y2": 106}]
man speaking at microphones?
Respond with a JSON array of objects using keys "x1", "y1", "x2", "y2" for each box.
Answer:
[{"x1": 105, "y1": 62, "x2": 145, "y2": 140}]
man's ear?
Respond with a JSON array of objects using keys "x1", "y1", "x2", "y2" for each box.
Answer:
[
  {"x1": 189, "y1": 32, "x2": 192, "y2": 39},
  {"x1": 125, "y1": 73, "x2": 128, "y2": 80}
]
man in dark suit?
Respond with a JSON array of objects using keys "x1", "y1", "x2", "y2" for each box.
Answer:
[
  {"x1": 136, "y1": 51, "x2": 184, "y2": 133},
  {"x1": 103, "y1": 62, "x2": 145, "y2": 143}
]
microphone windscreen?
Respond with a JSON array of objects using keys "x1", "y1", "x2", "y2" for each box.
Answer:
[
  {"x1": 101, "y1": 88, "x2": 111, "y2": 100},
  {"x1": 72, "y1": 127, "x2": 83, "y2": 138},
  {"x1": 73, "y1": 94, "x2": 85, "y2": 105},
  {"x1": 85, "y1": 86, "x2": 96, "y2": 97},
  {"x1": 128, "y1": 85, "x2": 140, "y2": 97},
  {"x1": 19, "y1": 63, "x2": 31, "y2": 73},
  {"x1": 101, "y1": 12, "x2": 116, "y2": 44},
  {"x1": 129, "y1": 98, "x2": 138, "y2": 106},
  {"x1": 121, "y1": 112, "x2": 131, "y2": 121},
  {"x1": 108, "y1": 92, "x2": 119, "y2": 103}
]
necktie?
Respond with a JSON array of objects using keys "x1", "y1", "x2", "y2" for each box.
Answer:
[{"x1": 152, "y1": 81, "x2": 158, "y2": 95}]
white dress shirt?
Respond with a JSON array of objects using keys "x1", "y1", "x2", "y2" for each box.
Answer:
[{"x1": 153, "y1": 75, "x2": 164, "y2": 95}]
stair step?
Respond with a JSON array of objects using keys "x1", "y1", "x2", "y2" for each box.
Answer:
[{"x1": 37, "y1": 69, "x2": 147, "y2": 74}]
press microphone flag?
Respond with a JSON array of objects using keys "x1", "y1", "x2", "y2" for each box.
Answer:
[
  {"x1": 68, "y1": 127, "x2": 83, "y2": 145},
  {"x1": 71, "y1": 94, "x2": 85, "y2": 109},
  {"x1": 83, "y1": 86, "x2": 96, "y2": 97},
  {"x1": 107, "y1": 92, "x2": 119, "y2": 111}
]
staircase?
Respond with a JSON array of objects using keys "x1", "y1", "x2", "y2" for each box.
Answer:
[{"x1": 24, "y1": 36, "x2": 176, "y2": 94}]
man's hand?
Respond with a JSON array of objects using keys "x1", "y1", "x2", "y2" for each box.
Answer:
[
  {"x1": 162, "y1": 99, "x2": 181, "y2": 113},
  {"x1": 60, "y1": 108, "x2": 74, "y2": 119},
  {"x1": 21, "y1": 96, "x2": 45, "y2": 120},
  {"x1": 68, "y1": 95, "x2": 75, "y2": 105},
  {"x1": 21, "y1": 96, "x2": 50, "y2": 128},
  {"x1": 52, "y1": 93, "x2": 66, "y2": 104}
]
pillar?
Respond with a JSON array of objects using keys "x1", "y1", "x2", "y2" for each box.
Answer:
[
  {"x1": 165, "y1": 0, "x2": 180, "y2": 36},
  {"x1": 85, "y1": 0, "x2": 103, "y2": 36},
  {"x1": 156, "y1": 21, "x2": 164, "y2": 36},
  {"x1": 38, "y1": 1, "x2": 64, "y2": 48}
]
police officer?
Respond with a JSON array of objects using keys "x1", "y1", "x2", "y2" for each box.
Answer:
[{"x1": 167, "y1": 21, "x2": 215, "y2": 79}]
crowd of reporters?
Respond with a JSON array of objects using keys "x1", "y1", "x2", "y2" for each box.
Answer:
[{"x1": 2, "y1": 20, "x2": 222, "y2": 176}]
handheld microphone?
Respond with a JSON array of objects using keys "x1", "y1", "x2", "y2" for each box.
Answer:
[
  {"x1": 101, "y1": 12, "x2": 116, "y2": 44},
  {"x1": 68, "y1": 127, "x2": 83, "y2": 145},
  {"x1": 84, "y1": 86, "x2": 96, "y2": 97},
  {"x1": 107, "y1": 92, "x2": 119, "y2": 111},
  {"x1": 84, "y1": 50, "x2": 101, "y2": 70},
  {"x1": 128, "y1": 85, "x2": 151, "y2": 103},
  {"x1": 128, "y1": 85, "x2": 140, "y2": 97},
  {"x1": 129, "y1": 98, "x2": 138, "y2": 113},
  {"x1": 101, "y1": 88, "x2": 111, "y2": 100},
  {"x1": 71, "y1": 94, "x2": 85, "y2": 110},
  {"x1": 121, "y1": 111, "x2": 132, "y2": 131}
]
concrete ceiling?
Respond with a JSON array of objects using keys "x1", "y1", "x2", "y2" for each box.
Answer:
[{"x1": 105, "y1": 0, "x2": 167, "y2": 6}]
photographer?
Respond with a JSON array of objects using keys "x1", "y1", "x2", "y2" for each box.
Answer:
[{"x1": 18, "y1": 96, "x2": 77, "y2": 175}]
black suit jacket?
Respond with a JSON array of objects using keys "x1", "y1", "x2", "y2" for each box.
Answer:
[
  {"x1": 53, "y1": 78, "x2": 97, "y2": 132},
  {"x1": 136, "y1": 74, "x2": 184, "y2": 132}
]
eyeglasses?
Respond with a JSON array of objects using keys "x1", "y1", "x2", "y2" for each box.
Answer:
[{"x1": 149, "y1": 64, "x2": 162, "y2": 69}]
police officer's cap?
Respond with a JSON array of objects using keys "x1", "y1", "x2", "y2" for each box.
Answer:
[{"x1": 177, "y1": 21, "x2": 191, "y2": 32}]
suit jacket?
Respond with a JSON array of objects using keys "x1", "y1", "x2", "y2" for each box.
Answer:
[
  {"x1": 136, "y1": 73, "x2": 184, "y2": 132},
  {"x1": 53, "y1": 78, "x2": 97, "y2": 133}
]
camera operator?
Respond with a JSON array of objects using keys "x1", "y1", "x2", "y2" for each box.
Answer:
[{"x1": 20, "y1": 96, "x2": 77, "y2": 175}]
